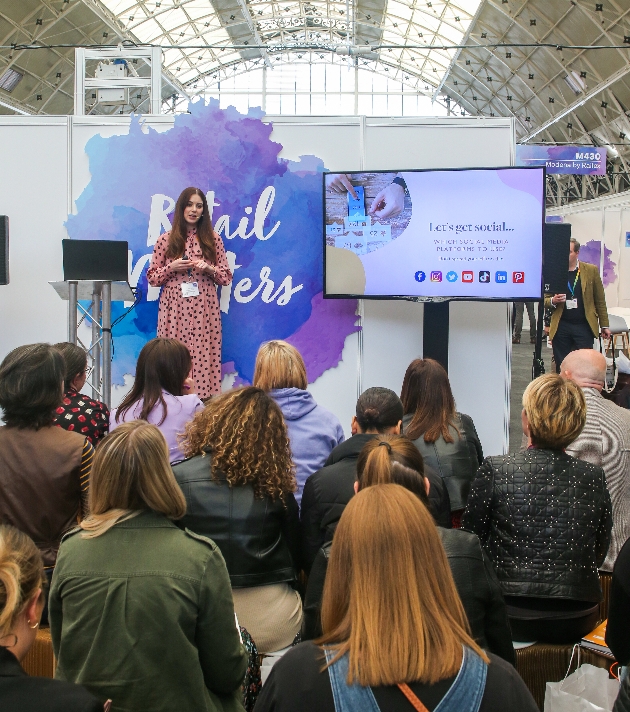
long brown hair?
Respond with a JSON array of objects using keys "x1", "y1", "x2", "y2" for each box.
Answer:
[
  {"x1": 182, "y1": 387, "x2": 296, "y2": 500},
  {"x1": 116, "y1": 338, "x2": 192, "y2": 425},
  {"x1": 253, "y1": 340, "x2": 308, "y2": 391},
  {"x1": 400, "y1": 358, "x2": 460, "y2": 443},
  {"x1": 320, "y1": 485, "x2": 488, "y2": 686},
  {"x1": 166, "y1": 187, "x2": 217, "y2": 264},
  {"x1": 357, "y1": 434, "x2": 428, "y2": 506},
  {"x1": 0, "y1": 526, "x2": 44, "y2": 641},
  {"x1": 80, "y1": 421, "x2": 187, "y2": 538}
]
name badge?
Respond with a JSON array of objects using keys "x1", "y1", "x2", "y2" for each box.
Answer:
[
  {"x1": 566, "y1": 299, "x2": 578, "y2": 309},
  {"x1": 181, "y1": 282, "x2": 200, "y2": 298}
]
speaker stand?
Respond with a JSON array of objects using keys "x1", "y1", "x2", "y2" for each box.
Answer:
[
  {"x1": 532, "y1": 300, "x2": 546, "y2": 379},
  {"x1": 423, "y1": 301, "x2": 450, "y2": 372}
]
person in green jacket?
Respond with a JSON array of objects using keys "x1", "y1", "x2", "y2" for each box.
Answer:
[{"x1": 49, "y1": 421, "x2": 248, "y2": 712}]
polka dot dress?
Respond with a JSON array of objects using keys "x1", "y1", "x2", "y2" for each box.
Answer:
[{"x1": 147, "y1": 228, "x2": 233, "y2": 399}]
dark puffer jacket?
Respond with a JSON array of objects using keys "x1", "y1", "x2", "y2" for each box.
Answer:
[
  {"x1": 403, "y1": 412, "x2": 483, "y2": 511},
  {"x1": 462, "y1": 449, "x2": 612, "y2": 603},
  {"x1": 300, "y1": 434, "x2": 451, "y2": 574}
]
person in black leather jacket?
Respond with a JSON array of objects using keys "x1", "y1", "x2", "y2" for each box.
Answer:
[
  {"x1": 302, "y1": 435, "x2": 514, "y2": 664},
  {"x1": 173, "y1": 386, "x2": 301, "y2": 653},
  {"x1": 401, "y1": 358, "x2": 483, "y2": 526},
  {"x1": 462, "y1": 374, "x2": 612, "y2": 644},
  {"x1": 300, "y1": 388, "x2": 451, "y2": 574}
]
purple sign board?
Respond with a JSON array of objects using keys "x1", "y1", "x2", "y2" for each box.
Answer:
[{"x1": 516, "y1": 145, "x2": 607, "y2": 175}]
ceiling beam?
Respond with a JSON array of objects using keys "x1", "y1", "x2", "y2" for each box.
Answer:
[{"x1": 522, "y1": 63, "x2": 630, "y2": 141}]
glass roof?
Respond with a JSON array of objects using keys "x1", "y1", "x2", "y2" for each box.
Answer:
[{"x1": 99, "y1": 0, "x2": 482, "y2": 92}]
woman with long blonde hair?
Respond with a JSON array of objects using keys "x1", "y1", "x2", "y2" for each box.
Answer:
[
  {"x1": 49, "y1": 421, "x2": 247, "y2": 712},
  {"x1": 257, "y1": 484, "x2": 538, "y2": 712},
  {"x1": 174, "y1": 386, "x2": 302, "y2": 653},
  {"x1": 253, "y1": 340, "x2": 344, "y2": 503}
]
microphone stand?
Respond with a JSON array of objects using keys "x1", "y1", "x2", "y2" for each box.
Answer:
[{"x1": 532, "y1": 299, "x2": 546, "y2": 379}]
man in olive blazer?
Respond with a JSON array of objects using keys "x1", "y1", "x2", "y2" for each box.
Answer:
[{"x1": 545, "y1": 238, "x2": 610, "y2": 372}]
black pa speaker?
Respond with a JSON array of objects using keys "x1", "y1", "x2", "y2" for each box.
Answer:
[
  {"x1": 0, "y1": 216, "x2": 8, "y2": 285},
  {"x1": 62, "y1": 239, "x2": 128, "y2": 282},
  {"x1": 543, "y1": 223, "x2": 571, "y2": 295}
]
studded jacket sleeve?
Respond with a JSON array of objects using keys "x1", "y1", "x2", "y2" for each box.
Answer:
[
  {"x1": 460, "y1": 458, "x2": 494, "y2": 545},
  {"x1": 596, "y1": 472, "x2": 613, "y2": 569}
]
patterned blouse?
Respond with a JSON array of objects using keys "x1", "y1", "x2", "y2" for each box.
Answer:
[{"x1": 53, "y1": 388, "x2": 110, "y2": 446}]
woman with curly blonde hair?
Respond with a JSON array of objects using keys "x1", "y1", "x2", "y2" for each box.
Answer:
[{"x1": 173, "y1": 386, "x2": 302, "y2": 653}]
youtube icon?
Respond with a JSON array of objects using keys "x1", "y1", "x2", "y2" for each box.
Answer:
[{"x1": 462, "y1": 271, "x2": 474, "y2": 283}]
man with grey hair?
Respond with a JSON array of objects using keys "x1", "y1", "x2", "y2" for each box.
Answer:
[{"x1": 561, "y1": 349, "x2": 630, "y2": 571}]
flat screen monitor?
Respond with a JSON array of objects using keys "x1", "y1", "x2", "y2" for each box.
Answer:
[
  {"x1": 323, "y1": 166, "x2": 545, "y2": 300},
  {"x1": 62, "y1": 239, "x2": 128, "y2": 282}
]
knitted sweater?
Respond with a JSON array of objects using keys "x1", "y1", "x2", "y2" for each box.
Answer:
[{"x1": 566, "y1": 388, "x2": 630, "y2": 572}]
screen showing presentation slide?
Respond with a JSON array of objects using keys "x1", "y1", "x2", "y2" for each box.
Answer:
[{"x1": 323, "y1": 166, "x2": 545, "y2": 300}]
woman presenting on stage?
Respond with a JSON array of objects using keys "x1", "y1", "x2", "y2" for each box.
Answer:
[{"x1": 147, "y1": 187, "x2": 232, "y2": 399}]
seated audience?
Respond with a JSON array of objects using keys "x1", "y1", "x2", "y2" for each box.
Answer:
[
  {"x1": 302, "y1": 435, "x2": 515, "y2": 665},
  {"x1": 109, "y1": 338, "x2": 203, "y2": 462},
  {"x1": 300, "y1": 387, "x2": 450, "y2": 573},
  {"x1": 606, "y1": 535, "x2": 630, "y2": 667},
  {"x1": 0, "y1": 524, "x2": 102, "y2": 712},
  {"x1": 253, "y1": 340, "x2": 344, "y2": 503},
  {"x1": 256, "y1": 485, "x2": 538, "y2": 712},
  {"x1": 50, "y1": 421, "x2": 247, "y2": 712},
  {"x1": 173, "y1": 387, "x2": 301, "y2": 653},
  {"x1": 0, "y1": 344, "x2": 92, "y2": 575},
  {"x1": 561, "y1": 349, "x2": 630, "y2": 571},
  {"x1": 401, "y1": 358, "x2": 483, "y2": 525},
  {"x1": 462, "y1": 374, "x2": 612, "y2": 643},
  {"x1": 53, "y1": 342, "x2": 109, "y2": 446}
]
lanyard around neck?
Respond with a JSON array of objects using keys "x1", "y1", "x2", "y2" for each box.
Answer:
[{"x1": 568, "y1": 267, "x2": 580, "y2": 296}]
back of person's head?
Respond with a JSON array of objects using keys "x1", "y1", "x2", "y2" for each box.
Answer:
[
  {"x1": 253, "y1": 340, "x2": 308, "y2": 391},
  {"x1": 523, "y1": 373, "x2": 586, "y2": 450},
  {"x1": 356, "y1": 434, "x2": 428, "y2": 507},
  {"x1": 0, "y1": 525, "x2": 44, "y2": 642},
  {"x1": 80, "y1": 421, "x2": 186, "y2": 538},
  {"x1": 320, "y1": 485, "x2": 487, "y2": 686},
  {"x1": 54, "y1": 342, "x2": 88, "y2": 391},
  {"x1": 116, "y1": 338, "x2": 192, "y2": 425},
  {"x1": 0, "y1": 343, "x2": 64, "y2": 430},
  {"x1": 561, "y1": 349, "x2": 607, "y2": 390},
  {"x1": 355, "y1": 387, "x2": 403, "y2": 433},
  {"x1": 400, "y1": 358, "x2": 458, "y2": 443},
  {"x1": 182, "y1": 386, "x2": 296, "y2": 500}
]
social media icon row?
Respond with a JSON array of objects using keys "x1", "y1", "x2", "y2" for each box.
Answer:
[{"x1": 414, "y1": 270, "x2": 525, "y2": 284}]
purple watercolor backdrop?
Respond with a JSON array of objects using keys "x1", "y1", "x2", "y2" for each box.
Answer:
[
  {"x1": 66, "y1": 100, "x2": 360, "y2": 386},
  {"x1": 579, "y1": 240, "x2": 617, "y2": 288}
]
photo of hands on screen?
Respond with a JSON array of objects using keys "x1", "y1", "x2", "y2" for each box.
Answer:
[{"x1": 324, "y1": 167, "x2": 545, "y2": 300}]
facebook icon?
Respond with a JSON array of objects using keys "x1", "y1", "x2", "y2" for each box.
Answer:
[{"x1": 495, "y1": 271, "x2": 508, "y2": 283}]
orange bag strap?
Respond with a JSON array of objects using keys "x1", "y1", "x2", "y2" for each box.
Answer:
[{"x1": 397, "y1": 683, "x2": 430, "y2": 712}]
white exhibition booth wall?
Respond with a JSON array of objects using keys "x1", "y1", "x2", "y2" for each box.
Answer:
[
  {"x1": 0, "y1": 113, "x2": 515, "y2": 455},
  {"x1": 548, "y1": 191, "x2": 630, "y2": 310}
]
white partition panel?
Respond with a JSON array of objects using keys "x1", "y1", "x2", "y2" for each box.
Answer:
[
  {"x1": 0, "y1": 113, "x2": 515, "y2": 452},
  {"x1": 449, "y1": 301, "x2": 512, "y2": 456},
  {"x1": 0, "y1": 117, "x2": 69, "y2": 353}
]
